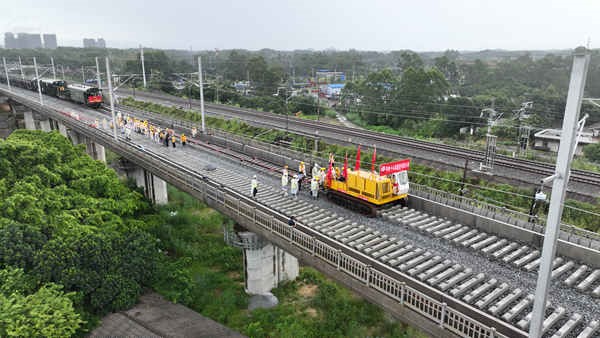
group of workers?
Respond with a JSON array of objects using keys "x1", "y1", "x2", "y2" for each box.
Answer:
[
  {"x1": 252, "y1": 156, "x2": 337, "y2": 202},
  {"x1": 106, "y1": 113, "x2": 197, "y2": 148}
]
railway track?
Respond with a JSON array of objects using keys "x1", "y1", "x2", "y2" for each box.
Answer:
[
  {"x1": 5, "y1": 86, "x2": 600, "y2": 337},
  {"x1": 107, "y1": 100, "x2": 600, "y2": 338},
  {"x1": 117, "y1": 89, "x2": 600, "y2": 187}
]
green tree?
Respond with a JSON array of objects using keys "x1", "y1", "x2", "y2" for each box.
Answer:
[
  {"x1": 0, "y1": 267, "x2": 83, "y2": 337},
  {"x1": 584, "y1": 143, "x2": 600, "y2": 163}
]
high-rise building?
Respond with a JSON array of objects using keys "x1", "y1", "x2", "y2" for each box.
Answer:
[
  {"x1": 19, "y1": 33, "x2": 42, "y2": 49},
  {"x1": 4, "y1": 32, "x2": 57, "y2": 49},
  {"x1": 83, "y1": 37, "x2": 106, "y2": 48},
  {"x1": 83, "y1": 38, "x2": 96, "y2": 48},
  {"x1": 43, "y1": 34, "x2": 57, "y2": 49},
  {"x1": 4, "y1": 32, "x2": 16, "y2": 49}
]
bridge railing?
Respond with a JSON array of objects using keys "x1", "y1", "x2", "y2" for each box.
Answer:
[
  {"x1": 410, "y1": 183, "x2": 600, "y2": 250},
  {"x1": 5, "y1": 88, "x2": 522, "y2": 338},
  {"x1": 93, "y1": 104, "x2": 600, "y2": 251}
]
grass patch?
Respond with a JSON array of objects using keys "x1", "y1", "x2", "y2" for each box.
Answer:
[{"x1": 150, "y1": 185, "x2": 423, "y2": 337}]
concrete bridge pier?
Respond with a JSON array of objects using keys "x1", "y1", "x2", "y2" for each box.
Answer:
[
  {"x1": 227, "y1": 231, "x2": 299, "y2": 295},
  {"x1": 57, "y1": 122, "x2": 68, "y2": 137},
  {"x1": 68, "y1": 131, "x2": 106, "y2": 162},
  {"x1": 0, "y1": 97, "x2": 16, "y2": 138},
  {"x1": 39, "y1": 118, "x2": 51, "y2": 132},
  {"x1": 128, "y1": 166, "x2": 169, "y2": 205},
  {"x1": 23, "y1": 110, "x2": 35, "y2": 130}
]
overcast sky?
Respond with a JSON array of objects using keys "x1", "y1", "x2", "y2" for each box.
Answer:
[{"x1": 3, "y1": 0, "x2": 599, "y2": 51}]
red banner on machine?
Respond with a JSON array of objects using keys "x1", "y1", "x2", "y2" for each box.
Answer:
[{"x1": 379, "y1": 159, "x2": 410, "y2": 176}]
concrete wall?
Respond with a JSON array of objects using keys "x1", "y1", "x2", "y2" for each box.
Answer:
[{"x1": 409, "y1": 195, "x2": 600, "y2": 267}]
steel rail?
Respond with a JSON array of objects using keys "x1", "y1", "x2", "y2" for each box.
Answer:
[
  {"x1": 117, "y1": 89, "x2": 600, "y2": 186},
  {"x1": 3, "y1": 88, "x2": 524, "y2": 338}
]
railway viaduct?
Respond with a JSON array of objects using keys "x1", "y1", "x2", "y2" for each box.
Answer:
[{"x1": 2, "y1": 86, "x2": 600, "y2": 338}]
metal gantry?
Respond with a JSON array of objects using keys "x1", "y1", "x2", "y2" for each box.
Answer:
[{"x1": 529, "y1": 47, "x2": 591, "y2": 338}]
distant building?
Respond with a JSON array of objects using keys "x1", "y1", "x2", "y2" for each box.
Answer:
[
  {"x1": 83, "y1": 38, "x2": 106, "y2": 48},
  {"x1": 4, "y1": 32, "x2": 57, "y2": 49},
  {"x1": 18, "y1": 33, "x2": 42, "y2": 49},
  {"x1": 534, "y1": 128, "x2": 599, "y2": 156},
  {"x1": 4, "y1": 33, "x2": 16, "y2": 49},
  {"x1": 43, "y1": 34, "x2": 57, "y2": 49}
]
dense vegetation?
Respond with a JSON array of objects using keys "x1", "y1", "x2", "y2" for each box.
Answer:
[
  {"x1": 151, "y1": 186, "x2": 423, "y2": 337},
  {"x1": 121, "y1": 98, "x2": 600, "y2": 233},
  {"x1": 0, "y1": 130, "x2": 160, "y2": 335},
  {"x1": 0, "y1": 130, "x2": 422, "y2": 337}
]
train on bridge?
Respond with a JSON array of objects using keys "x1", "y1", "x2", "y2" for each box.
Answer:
[{"x1": 0, "y1": 75, "x2": 103, "y2": 108}]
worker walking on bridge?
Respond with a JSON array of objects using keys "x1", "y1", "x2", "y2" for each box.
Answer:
[
  {"x1": 298, "y1": 161, "x2": 306, "y2": 191},
  {"x1": 310, "y1": 177, "x2": 319, "y2": 200},
  {"x1": 251, "y1": 175, "x2": 258, "y2": 199},
  {"x1": 281, "y1": 172, "x2": 289, "y2": 196}
]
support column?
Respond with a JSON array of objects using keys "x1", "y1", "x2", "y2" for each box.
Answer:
[
  {"x1": 151, "y1": 174, "x2": 168, "y2": 205},
  {"x1": 39, "y1": 119, "x2": 51, "y2": 132},
  {"x1": 58, "y1": 123, "x2": 68, "y2": 137},
  {"x1": 89, "y1": 143, "x2": 106, "y2": 163},
  {"x1": 24, "y1": 111, "x2": 35, "y2": 130},
  {"x1": 127, "y1": 167, "x2": 168, "y2": 205},
  {"x1": 238, "y1": 232, "x2": 299, "y2": 295},
  {"x1": 274, "y1": 246, "x2": 299, "y2": 285}
]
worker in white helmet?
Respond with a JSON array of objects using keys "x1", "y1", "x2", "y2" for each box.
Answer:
[
  {"x1": 290, "y1": 175, "x2": 299, "y2": 199},
  {"x1": 250, "y1": 175, "x2": 258, "y2": 199},
  {"x1": 310, "y1": 177, "x2": 319, "y2": 200},
  {"x1": 312, "y1": 163, "x2": 319, "y2": 179},
  {"x1": 281, "y1": 171, "x2": 289, "y2": 196}
]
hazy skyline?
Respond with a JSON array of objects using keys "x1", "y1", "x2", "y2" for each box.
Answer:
[{"x1": 3, "y1": 0, "x2": 599, "y2": 51}]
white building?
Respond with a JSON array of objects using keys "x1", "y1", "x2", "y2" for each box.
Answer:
[{"x1": 533, "y1": 128, "x2": 599, "y2": 156}]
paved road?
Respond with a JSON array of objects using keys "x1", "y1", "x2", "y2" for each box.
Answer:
[{"x1": 88, "y1": 293, "x2": 245, "y2": 338}]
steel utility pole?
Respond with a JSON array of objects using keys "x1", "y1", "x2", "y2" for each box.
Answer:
[
  {"x1": 18, "y1": 56, "x2": 25, "y2": 80},
  {"x1": 33, "y1": 57, "x2": 43, "y2": 105},
  {"x1": 105, "y1": 57, "x2": 118, "y2": 140},
  {"x1": 50, "y1": 57, "x2": 56, "y2": 80},
  {"x1": 198, "y1": 56, "x2": 206, "y2": 133},
  {"x1": 2, "y1": 57, "x2": 11, "y2": 91},
  {"x1": 95, "y1": 57, "x2": 102, "y2": 88},
  {"x1": 140, "y1": 45, "x2": 147, "y2": 88},
  {"x1": 60, "y1": 65, "x2": 65, "y2": 79},
  {"x1": 529, "y1": 47, "x2": 590, "y2": 338}
]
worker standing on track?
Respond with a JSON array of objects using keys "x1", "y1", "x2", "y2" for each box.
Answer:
[
  {"x1": 290, "y1": 175, "x2": 299, "y2": 199},
  {"x1": 181, "y1": 134, "x2": 187, "y2": 146},
  {"x1": 251, "y1": 175, "x2": 258, "y2": 199},
  {"x1": 283, "y1": 165, "x2": 289, "y2": 177},
  {"x1": 310, "y1": 177, "x2": 319, "y2": 200},
  {"x1": 171, "y1": 135, "x2": 177, "y2": 148},
  {"x1": 192, "y1": 127, "x2": 198, "y2": 138},
  {"x1": 319, "y1": 168, "x2": 326, "y2": 187},
  {"x1": 281, "y1": 171, "x2": 289, "y2": 196},
  {"x1": 298, "y1": 161, "x2": 306, "y2": 191},
  {"x1": 312, "y1": 163, "x2": 319, "y2": 179}
]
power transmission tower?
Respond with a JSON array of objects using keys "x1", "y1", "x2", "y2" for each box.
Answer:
[
  {"x1": 514, "y1": 101, "x2": 533, "y2": 156},
  {"x1": 479, "y1": 104, "x2": 502, "y2": 172}
]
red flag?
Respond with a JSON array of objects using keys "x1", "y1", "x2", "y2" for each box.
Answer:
[
  {"x1": 326, "y1": 160, "x2": 333, "y2": 184},
  {"x1": 343, "y1": 152, "x2": 348, "y2": 179},
  {"x1": 371, "y1": 146, "x2": 377, "y2": 172},
  {"x1": 354, "y1": 145, "x2": 361, "y2": 171}
]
